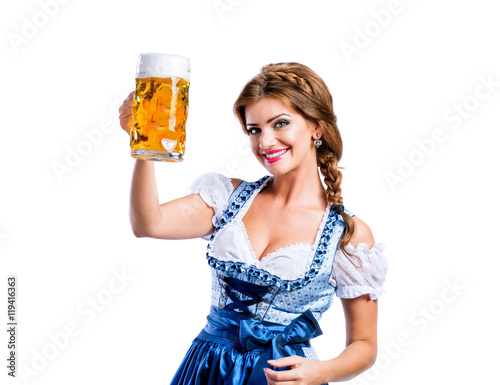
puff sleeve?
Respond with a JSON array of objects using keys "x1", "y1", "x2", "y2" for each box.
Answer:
[
  {"x1": 330, "y1": 242, "x2": 388, "y2": 300},
  {"x1": 186, "y1": 172, "x2": 234, "y2": 240}
]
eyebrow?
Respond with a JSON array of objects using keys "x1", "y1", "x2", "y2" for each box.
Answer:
[{"x1": 246, "y1": 113, "x2": 291, "y2": 127}]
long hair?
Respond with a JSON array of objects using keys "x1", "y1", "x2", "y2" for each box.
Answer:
[{"x1": 233, "y1": 62, "x2": 356, "y2": 259}]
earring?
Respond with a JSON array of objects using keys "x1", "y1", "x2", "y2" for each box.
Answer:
[{"x1": 314, "y1": 133, "x2": 322, "y2": 148}]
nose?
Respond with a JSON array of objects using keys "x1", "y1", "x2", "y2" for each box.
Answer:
[{"x1": 259, "y1": 127, "x2": 277, "y2": 150}]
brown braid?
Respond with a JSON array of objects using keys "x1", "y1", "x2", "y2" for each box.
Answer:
[
  {"x1": 233, "y1": 62, "x2": 358, "y2": 262},
  {"x1": 257, "y1": 71, "x2": 314, "y2": 94},
  {"x1": 317, "y1": 135, "x2": 358, "y2": 263}
]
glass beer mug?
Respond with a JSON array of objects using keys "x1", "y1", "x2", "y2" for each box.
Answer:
[{"x1": 130, "y1": 53, "x2": 191, "y2": 162}]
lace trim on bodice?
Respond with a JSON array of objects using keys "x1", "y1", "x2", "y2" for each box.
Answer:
[{"x1": 206, "y1": 176, "x2": 345, "y2": 291}]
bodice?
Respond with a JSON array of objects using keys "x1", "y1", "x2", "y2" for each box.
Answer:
[{"x1": 206, "y1": 175, "x2": 351, "y2": 325}]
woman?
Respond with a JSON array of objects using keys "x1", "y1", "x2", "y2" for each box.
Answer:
[{"x1": 119, "y1": 62, "x2": 388, "y2": 384}]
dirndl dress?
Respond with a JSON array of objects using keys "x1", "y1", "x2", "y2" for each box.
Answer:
[{"x1": 170, "y1": 173, "x2": 388, "y2": 385}]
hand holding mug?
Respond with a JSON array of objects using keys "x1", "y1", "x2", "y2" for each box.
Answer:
[{"x1": 118, "y1": 91, "x2": 135, "y2": 135}]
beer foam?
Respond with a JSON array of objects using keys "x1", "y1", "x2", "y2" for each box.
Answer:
[{"x1": 136, "y1": 53, "x2": 190, "y2": 80}]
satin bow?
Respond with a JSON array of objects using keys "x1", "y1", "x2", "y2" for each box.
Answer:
[
  {"x1": 240, "y1": 310, "x2": 323, "y2": 384},
  {"x1": 206, "y1": 276, "x2": 323, "y2": 384}
]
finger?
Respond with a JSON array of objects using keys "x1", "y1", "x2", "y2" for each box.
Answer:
[
  {"x1": 119, "y1": 116, "x2": 132, "y2": 127},
  {"x1": 118, "y1": 99, "x2": 133, "y2": 114},
  {"x1": 120, "y1": 118, "x2": 132, "y2": 129},
  {"x1": 119, "y1": 112, "x2": 133, "y2": 132},
  {"x1": 118, "y1": 91, "x2": 135, "y2": 113},
  {"x1": 119, "y1": 115, "x2": 132, "y2": 128},
  {"x1": 124, "y1": 90, "x2": 135, "y2": 102},
  {"x1": 119, "y1": 110, "x2": 132, "y2": 120},
  {"x1": 268, "y1": 355, "x2": 302, "y2": 368},
  {"x1": 264, "y1": 367, "x2": 297, "y2": 383}
]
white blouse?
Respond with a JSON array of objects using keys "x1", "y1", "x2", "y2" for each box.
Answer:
[{"x1": 187, "y1": 172, "x2": 388, "y2": 300}]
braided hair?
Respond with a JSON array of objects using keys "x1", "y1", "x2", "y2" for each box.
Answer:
[{"x1": 233, "y1": 62, "x2": 357, "y2": 260}]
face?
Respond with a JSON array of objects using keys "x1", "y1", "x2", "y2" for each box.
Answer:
[{"x1": 245, "y1": 98, "x2": 321, "y2": 176}]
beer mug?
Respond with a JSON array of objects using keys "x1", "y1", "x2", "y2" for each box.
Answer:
[{"x1": 130, "y1": 53, "x2": 191, "y2": 162}]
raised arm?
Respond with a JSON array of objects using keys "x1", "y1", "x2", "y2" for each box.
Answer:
[
  {"x1": 129, "y1": 160, "x2": 216, "y2": 239},
  {"x1": 119, "y1": 91, "x2": 216, "y2": 240}
]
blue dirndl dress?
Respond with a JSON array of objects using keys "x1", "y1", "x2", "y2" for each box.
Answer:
[{"x1": 170, "y1": 174, "x2": 387, "y2": 384}]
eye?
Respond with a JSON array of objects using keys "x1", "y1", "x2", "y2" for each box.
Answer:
[
  {"x1": 275, "y1": 120, "x2": 289, "y2": 128},
  {"x1": 247, "y1": 127, "x2": 261, "y2": 135}
]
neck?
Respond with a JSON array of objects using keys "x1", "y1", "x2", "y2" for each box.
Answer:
[{"x1": 265, "y1": 166, "x2": 327, "y2": 209}]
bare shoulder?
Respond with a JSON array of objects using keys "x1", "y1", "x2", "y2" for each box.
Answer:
[
  {"x1": 350, "y1": 216, "x2": 375, "y2": 249},
  {"x1": 230, "y1": 178, "x2": 244, "y2": 190}
]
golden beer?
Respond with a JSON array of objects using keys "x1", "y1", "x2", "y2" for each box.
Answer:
[{"x1": 130, "y1": 53, "x2": 190, "y2": 162}]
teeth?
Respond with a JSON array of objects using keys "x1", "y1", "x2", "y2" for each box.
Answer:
[{"x1": 265, "y1": 149, "x2": 287, "y2": 159}]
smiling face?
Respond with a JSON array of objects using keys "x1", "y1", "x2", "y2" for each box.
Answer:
[{"x1": 245, "y1": 97, "x2": 321, "y2": 176}]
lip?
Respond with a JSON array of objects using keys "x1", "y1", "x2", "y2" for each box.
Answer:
[
  {"x1": 262, "y1": 148, "x2": 288, "y2": 155},
  {"x1": 262, "y1": 148, "x2": 290, "y2": 163}
]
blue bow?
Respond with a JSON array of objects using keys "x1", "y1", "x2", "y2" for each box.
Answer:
[
  {"x1": 240, "y1": 310, "x2": 323, "y2": 384},
  {"x1": 204, "y1": 276, "x2": 323, "y2": 384}
]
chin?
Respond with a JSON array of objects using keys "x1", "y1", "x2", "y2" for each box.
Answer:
[{"x1": 260, "y1": 162, "x2": 290, "y2": 177}]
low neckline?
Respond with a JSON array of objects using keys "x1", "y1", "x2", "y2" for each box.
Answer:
[{"x1": 237, "y1": 176, "x2": 332, "y2": 262}]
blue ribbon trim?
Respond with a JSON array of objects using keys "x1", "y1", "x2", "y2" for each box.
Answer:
[{"x1": 206, "y1": 176, "x2": 345, "y2": 292}]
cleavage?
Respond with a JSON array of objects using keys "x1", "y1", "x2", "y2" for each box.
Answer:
[{"x1": 240, "y1": 199, "x2": 326, "y2": 262}]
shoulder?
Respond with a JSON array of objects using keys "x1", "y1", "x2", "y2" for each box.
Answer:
[
  {"x1": 230, "y1": 174, "x2": 273, "y2": 192},
  {"x1": 187, "y1": 173, "x2": 235, "y2": 201},
  {"x1": 188, "y1": 172, "x2": 231, "y2": 187},
  {"x1": 188, "y1": 173, "x2": 247, "y2": 196},
  {"x1": 230, "y1": 178, "x2": 244, "y2": 190},
  {"x1": 350, "y1": 216, "x2": 375, "y2": 249},
  {"x1": 333, "y1": 216, "x2": 387, "y2": 300}
]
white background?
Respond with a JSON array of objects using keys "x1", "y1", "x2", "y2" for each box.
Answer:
[{"x1": 1, "y1": 0, "x2": 499, "y2": 384}]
